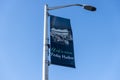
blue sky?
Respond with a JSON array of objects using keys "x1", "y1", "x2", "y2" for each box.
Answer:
[{"x1": 0, "y1": 0, "x2": 120, "y2": 80}]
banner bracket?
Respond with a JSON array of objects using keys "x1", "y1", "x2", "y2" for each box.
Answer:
[
  {"x1": 47, "y1": 44, "x2": 50, "y2": 48},
  {"x1": 48, "y1": 61, "x2": 51, "y2": 66},
  {"x1": 48, "y1": 13, "x2": 50, "y2": 16}
]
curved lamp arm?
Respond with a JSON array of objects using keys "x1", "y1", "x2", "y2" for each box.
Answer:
[{"x1": 48, "y1": 4, "x2": 96, "y2": 11}]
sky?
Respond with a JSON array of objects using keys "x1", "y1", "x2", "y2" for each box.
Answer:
[{"x1": 0, "y1": 0, "x2": 120, "y2": 80}]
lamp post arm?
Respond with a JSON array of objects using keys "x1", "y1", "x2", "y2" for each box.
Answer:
[{"x1": 48, "y1": 4, "x2": 83, "y2": 10}]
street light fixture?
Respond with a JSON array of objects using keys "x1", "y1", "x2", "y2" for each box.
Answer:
[
  {"x1": 42, "y1": 4, "x2": 96, "y2": 80},
  {"x1": 83, "y1": 5, "x2": 96, "y2": 11}
]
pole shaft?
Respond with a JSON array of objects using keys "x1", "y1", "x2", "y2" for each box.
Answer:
[{"x1": 42, "y1": 4, "x2": 48, "y2": 80}]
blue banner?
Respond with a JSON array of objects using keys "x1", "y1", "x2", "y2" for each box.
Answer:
[{"x1": 50, "y1": 15, "x2": 75, "y2": 68}]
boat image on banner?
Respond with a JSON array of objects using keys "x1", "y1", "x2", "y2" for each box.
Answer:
[{"x1": 50, "y1": 15, "x2": 75, "y2": 68}]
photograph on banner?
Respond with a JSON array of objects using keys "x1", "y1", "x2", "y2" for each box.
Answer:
[{"x1": 50, "y1": 15, "x2": 75, "y2": 68}]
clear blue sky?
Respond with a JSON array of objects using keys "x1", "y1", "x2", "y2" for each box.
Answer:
[{"x1": 0, "y1": 0, "x2": 120, "y2": 80}]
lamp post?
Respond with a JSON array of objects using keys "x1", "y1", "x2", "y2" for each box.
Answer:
[{"x1": 42, "y1": 4, "x2": 96, "y2": 80}]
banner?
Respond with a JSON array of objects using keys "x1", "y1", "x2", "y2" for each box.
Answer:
[{"x1": 50, "y1": 15, "x2": 75, "y2": 68}]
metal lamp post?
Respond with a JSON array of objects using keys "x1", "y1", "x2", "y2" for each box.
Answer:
[{"x1": 42, "y1": 3, "x2": 96, "y2": 80}]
